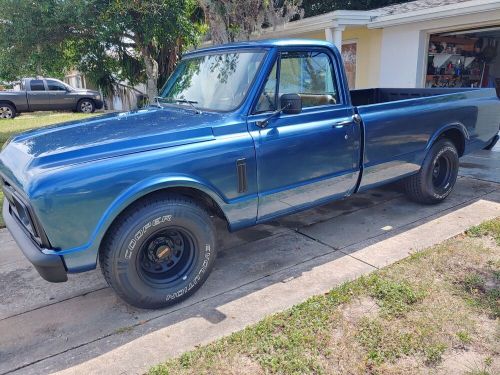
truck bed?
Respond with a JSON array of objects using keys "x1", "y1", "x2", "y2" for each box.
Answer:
[
  {"x1": 351, "y1": 87, "x2": 484, "y2": 106},
  {"x1": 350, "y1": 87, "x2": 500, "y2": 192}
]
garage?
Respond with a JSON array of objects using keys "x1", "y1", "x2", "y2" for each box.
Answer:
[{"x1": 426, "y1": 26, "x2": 500, "y2": 94}]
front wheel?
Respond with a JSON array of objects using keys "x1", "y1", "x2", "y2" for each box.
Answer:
[
  {"x1": 99, "y1": 195, "x2": 216, "y2": 309},
  {"x1": 77, "y1": 99, "x2": 95, "y2": 113},
  {"x1": 403, "y1": 139, "x2": 459, "y2": 204}
]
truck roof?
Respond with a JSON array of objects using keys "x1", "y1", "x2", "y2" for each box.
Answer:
[{"x1": 185, "y1": 39, "x2": 336, "y2": 56}]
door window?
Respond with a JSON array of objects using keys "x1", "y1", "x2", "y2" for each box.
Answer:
[
  {"x1": 47, "y1": 79, "x2": 67, "y2": 91},
  {"x1": 280, "y1": 51, "x2": 338, "y2": 108},
  {"x1": 254, "y1": 50, "x2": 339, "y2": 113},
  {"x1": 30, "y1": 80, "x2": 45, "y2": 91}
]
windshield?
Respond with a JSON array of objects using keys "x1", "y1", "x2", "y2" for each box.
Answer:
[{"x1": 160, "y1": 50, "x2": 267, "y2": 112}]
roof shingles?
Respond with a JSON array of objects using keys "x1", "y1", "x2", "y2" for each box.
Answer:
[{"x1": 377, "y1": 0, "x2": 475, "y2": 16}]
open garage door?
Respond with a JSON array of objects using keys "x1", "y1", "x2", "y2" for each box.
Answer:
[{"x1": 426, "y1": 26, "x2": 500, "y2": 96}]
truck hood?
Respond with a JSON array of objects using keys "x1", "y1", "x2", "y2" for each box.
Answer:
[
  {"x1": 73, "y1": 88, "x2": 100, "y2": 96},
  {"x1": 0, "y1": 106, "x2": 223, "y2": 189}
]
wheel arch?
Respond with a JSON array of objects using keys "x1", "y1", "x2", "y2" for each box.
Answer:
[
  {"x1": 427, "y1": 123, "x2": 468, "y2": 157},
  {"x1": 0, "y1": 100, "x2": 17, "y2": 112},
  {"x1": 76, "y1": 97, "x2": 96, "y2": 110},
  {"x1": 95, "y1": 176, "x2": 230, "y2": 253}
]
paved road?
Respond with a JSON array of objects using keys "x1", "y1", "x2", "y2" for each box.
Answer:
[{"x1": 0, "y1": 143, "x2": 499, "y2": 375}]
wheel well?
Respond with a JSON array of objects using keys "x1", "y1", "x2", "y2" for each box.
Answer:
[
  {"x1": 150, "y1": 187, "x2": 227, "y2": 220},
  {"x1": 101, "y1": 187, "x2": 227, "y2": 248},
  {"x1": 438, "y1": 128, "x2": 465, "y2": 156},
  {"x1": 77, "y1": 98, "x2": 95, "y2": 107},
  {"x1": 0, "y1": 100, "x2": 16, "y2": 112}
]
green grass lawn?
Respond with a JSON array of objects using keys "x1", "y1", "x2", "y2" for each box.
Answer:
[
  {"x1": 0, "y1": 111, "x2": 98, "y2": 227},
  {"x1": 150, "y1": 218, "x2": 500, "y2": 375}
]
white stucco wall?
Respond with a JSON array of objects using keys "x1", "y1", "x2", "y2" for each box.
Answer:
[
  {"x1": 378, "y1": 26, "x2": 424, "y2": 87},
  {"x1": 377, "y1": 8, "x2": 500, "y2": 88}
]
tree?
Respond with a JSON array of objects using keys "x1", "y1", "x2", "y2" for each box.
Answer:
[
  {"x1": 0, "y1": 0, "x2": 80, "y2": 81},
  {"x1": 0, "y1": 0, "x2": 203, "y2": 101},
  {"x1": 92, "y1": 0, "x2": 202, "y2": 101},
  {"x1": 199, "y1": 0, "x2": 303, "y2": 44}
]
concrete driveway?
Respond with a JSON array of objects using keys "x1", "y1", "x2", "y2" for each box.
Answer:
[{"x1": 1, "y1": 143, "x2": 499, "y2": 375}]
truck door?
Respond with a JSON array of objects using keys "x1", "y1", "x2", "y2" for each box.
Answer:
[
  {"x1": 46, "y1": 79, "x2": 75, "y2": 110},
  {"x1": 247, "y1": 48, "x2": 360, "y2": 221},
  {"x1": 27, "y1": 79, "x2": 52, "y2": 111}
]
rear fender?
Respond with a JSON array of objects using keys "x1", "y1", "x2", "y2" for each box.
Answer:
[
  {"x1": 426, "y1": 122, "x2": 469, "y2": 155},
  {"x1": 0, "y1": 100, "x2": 17, "y2": 112}
]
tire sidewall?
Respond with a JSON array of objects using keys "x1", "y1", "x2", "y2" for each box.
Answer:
[
  {"x1": 108, "y1": 201, "x2": 215, "y2": 308},
  {"x1": 422, "y1": 140, "x2": 459, "y2": 201}
]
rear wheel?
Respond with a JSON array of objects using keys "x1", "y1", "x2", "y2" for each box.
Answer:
[
  {"x1": 78, "y1": 99, "x2": 95, "y2": 113},
  {"x1": 404, "y1": 139, "x2": 459, "y2": 204},
  {"x1": 99, "y1": 195, "x2": 216, "y2": 309},
  {"x1": 0, "y1": 103, "x2": 16, "y2": 119}
]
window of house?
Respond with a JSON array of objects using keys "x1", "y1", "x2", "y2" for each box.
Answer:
[
  {"x1": 30, "y1": 80, "x2": 45, "y2": 91},
  {"x1": 341, "y1": 42, "x2": 357, "y2": 89}
]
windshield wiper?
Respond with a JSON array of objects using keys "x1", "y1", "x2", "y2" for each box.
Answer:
[{"x1": 154, "y1": 96, "x2": 202, "y2": 114}]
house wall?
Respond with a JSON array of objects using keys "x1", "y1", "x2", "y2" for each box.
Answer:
[
  {"x1": 343, "y1": 28, "x2": 382, "y2": 89},
  {"x1": 377, "y1": 9, "x2": 500, "y2": 87},
  {"x1": 64, "y1": 70, "x2": 87, "y2": 90}
]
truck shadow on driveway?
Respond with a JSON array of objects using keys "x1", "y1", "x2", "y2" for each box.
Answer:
[{"x1": 0, "y1": 155, "x2": 499, "y2": 374}]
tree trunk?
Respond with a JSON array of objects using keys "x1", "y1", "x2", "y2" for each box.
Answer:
[
  {"x1": 142, "y1": 46, "x2": 159, "y2": 103},
  {"x1": 199, "y1": 0, "x2": 230, "y2": 45},
  {"x1": 157, "y1": 40, "x2": 182, "y2": 88}
]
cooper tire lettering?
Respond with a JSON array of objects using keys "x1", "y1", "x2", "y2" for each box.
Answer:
[
  {"x1": 123, "y1": 215, "x2": 174, "y2": 259},
  {"x1": 165, "y1": 243, "x2": 212, "y2": 302}
]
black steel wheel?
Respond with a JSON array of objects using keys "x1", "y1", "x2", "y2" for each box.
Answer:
[
  {"x1": 99, "y1": 194, "x2": 216, "y2": 309},
  {"x1": 137, "y1": 228, "x2": 196, "y2": 285},
  {"x1": 404, "y1": 139, "x2": 459, "y2": 204},
  {"x1": 431, "y1": 153, "x2": 454, "y2": 195}
]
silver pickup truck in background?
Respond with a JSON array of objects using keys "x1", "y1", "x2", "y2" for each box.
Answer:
[{"x1": 0, "y1": 77, "x2": 104, "y2": 118}]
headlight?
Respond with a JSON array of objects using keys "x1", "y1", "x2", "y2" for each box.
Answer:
[{"x1": 96, "y1": 95, "x2": 101, "y2": 101}]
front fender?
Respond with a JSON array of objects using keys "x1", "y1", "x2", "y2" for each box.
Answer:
[
  {"x1": 93, "y1": 174, "x2": 231, "y2": 244},
  {"x1": 46, "y1": 174, "x2": 226, "y2": 258},
  {"x1": 48, "y1": 174, "x2": 257, "y2": 272}
]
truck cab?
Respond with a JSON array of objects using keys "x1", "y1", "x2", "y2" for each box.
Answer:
[{"x1": 21, "y1": 78, "x2": 76, "y2": 111}]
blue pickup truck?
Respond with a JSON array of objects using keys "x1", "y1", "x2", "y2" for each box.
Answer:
[{"x1": 1, "y1": 40, "x2": 499, "y2": 308}]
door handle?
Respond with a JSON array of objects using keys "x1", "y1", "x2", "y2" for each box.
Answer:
[
  {"x1": 333, "y1": 114, "x2": 361, "y2": 128},
  {"x1": 333, "y1": 120, "x2": 353, "y2": 128}
]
